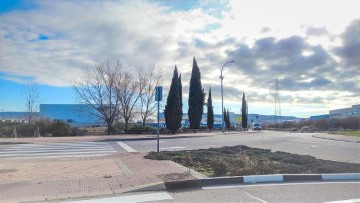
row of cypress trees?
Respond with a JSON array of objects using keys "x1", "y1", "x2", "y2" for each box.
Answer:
[
  {"x1": 164, "y1": 57, "x2": 248, "y2": 133},
  {"x1": 164, "y1": 57, "x2": 214, "y2": 134},
  {"x1": 224, "y1": 93, "x2": 248, "y2": 130}
]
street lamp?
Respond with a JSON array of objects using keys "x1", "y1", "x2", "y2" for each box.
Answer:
[{"x1": 220, "y1": 60, "x2": 235, "y2": 133}]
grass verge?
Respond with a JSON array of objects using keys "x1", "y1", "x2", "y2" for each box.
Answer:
[
  {"x1": 328, "y1": 131, "x2": 360, "y2": 137},
  {"x1": 144, "y1": 145, "x2": 360, "y2": 177}
]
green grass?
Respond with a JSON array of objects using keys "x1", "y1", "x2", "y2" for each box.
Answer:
[{"x1": 329, "y1": 131, "x2": 360, "y2": 137}]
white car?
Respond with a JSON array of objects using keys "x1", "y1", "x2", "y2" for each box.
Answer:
[{"x1": 252, "y1": 123, "x2": 261, "y2": 131}]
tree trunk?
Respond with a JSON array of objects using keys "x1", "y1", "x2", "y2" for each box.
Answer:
[
  {"x1": 142, "y1": 117, "x2": 146, "y2": 127},
  {"x1": 125, "y1": 119, "x2": 129, "y2": 132}
]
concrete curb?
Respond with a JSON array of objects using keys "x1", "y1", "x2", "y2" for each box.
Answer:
[
  {"x1": 153, "y1": 173, "x2": 360, "y2": 191},
  {"x1": 312, "y1": 135, "x2": 360, "y2": 143}
]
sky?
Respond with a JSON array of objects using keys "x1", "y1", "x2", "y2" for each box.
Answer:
[{"x1": 0, "y1": 0, "x2": 359, "y2": 117}]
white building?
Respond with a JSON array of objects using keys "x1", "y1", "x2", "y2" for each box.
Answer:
[{"x1": 329, "y1": 104, "x2": 360, "y2": 119}]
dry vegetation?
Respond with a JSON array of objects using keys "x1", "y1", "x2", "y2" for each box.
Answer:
[{"x1": 145, "y1": 145, "x2": 360, "y2": 177}]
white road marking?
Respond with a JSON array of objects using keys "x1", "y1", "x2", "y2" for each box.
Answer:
[
  {"x1": 0, "y1": 148, "x2": 115, "y2": 154},
  {"x1": 323, "y1": 199, "x2": 360, "y2": 203},
  {"x1": 0, "y1": 150, "x2": 116, "y2": 157},
  {"x1": 117, "y1": 142, "x2": 137, "y2": 152},
  {"x1": 243, "y1": 191, "x2": 267, "y2": 203},
  {"x1": 0, "y1": 154, "x2": 112, "y2": 160},
  {"x1": 63, "y1": 192, "x2": 173, "y2": 203},
  {"x1": 202, "y1": 181, "x2": 360, "y2": 190},
  {"x1": 10, "y1": 142, "x2": 109, "y2": 149},
  {"x1": 0, "y1": 142, "x2": 116, "y2": 159}
]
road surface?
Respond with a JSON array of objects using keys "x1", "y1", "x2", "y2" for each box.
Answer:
[{"x1": 62, "y1": 181, "x2": 360, "y2": 203}]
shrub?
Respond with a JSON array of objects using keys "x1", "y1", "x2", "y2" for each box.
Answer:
[
  {"x1": 210, "y1": 157, "x2": 227, "y2": 176},
  {"x1": 334, "y1": 117, "x2": 360, "y2": 130},
  {"x1": 71, "y1": 127, "x2": 88, "y2": 136},
  {"x1": 125, "y1": 125, "x2": 157, "y2": 134},
  {"x1": 130, "y1": 125, "x2": 157, "y2": 131},
  {"x1": 51, "y1": 120, "x2": 71, "y2": 136}
]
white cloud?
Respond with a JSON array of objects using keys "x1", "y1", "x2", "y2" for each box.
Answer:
[{"x1": 0, "y1": 0, "x2": 359, "y2": 117}]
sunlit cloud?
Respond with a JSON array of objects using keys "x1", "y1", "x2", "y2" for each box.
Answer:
[{"x1": 0, "y1": 0, "x2": 359, "y2": 117}]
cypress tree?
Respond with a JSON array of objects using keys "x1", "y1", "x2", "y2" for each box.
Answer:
[
  {"x1": 179, "y1": 74, "x2": 183, "y2": 117},
  {"x1": 164, "y1": 66, "x2": 182, "y2": 134},
  {"x1": 223, "y1": 107, "x2": 227, "y2": 130},
  {"x1": 188, "y1": 57, "x2": 204, "y2": 129},
  {"x1": 241, "y1": 92, "x2": 248, "y2": 130},
  {"x1": 226, "y1": 109, "x2": 231, "y2": 129},
  {"x1": 207, "y1": 88, "x2": 214, "y2": 131}
]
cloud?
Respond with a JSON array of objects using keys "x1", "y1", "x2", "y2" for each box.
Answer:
[
  {"x1": 0, "y1": 0, "x2": 359, "y2": 117},
  {"x1": 0, "y1": 1, "x2": 219, "y2": 86},
  {"x1": 333, "y1": 19, "x2": 360, "y2": 68},
  {"x1": 306, "y1": 26, "x2": 329, "y2": 37}
]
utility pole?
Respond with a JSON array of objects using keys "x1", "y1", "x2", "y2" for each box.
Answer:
[
  {"x1": 274, "y1": 78, "x2": 282, "y2": 124},
  {"x1": 220, "y1": 60, "x2": 235, "y2": 133}
]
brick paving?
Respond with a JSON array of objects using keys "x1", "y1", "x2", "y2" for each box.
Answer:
[
  {"x1": 0, "y1": 152, "x2": 189, "y2": 202},
  {"x1": 0, "y1": 133, "x2": 217, "y2": 202},
  {"x1": 0, "y1": 157, "x2": 123, "y2": 183}
]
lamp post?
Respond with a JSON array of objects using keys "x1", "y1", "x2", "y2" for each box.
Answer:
[{"x1": 220, "y1": 60, "x2": 235, "y2": 133}]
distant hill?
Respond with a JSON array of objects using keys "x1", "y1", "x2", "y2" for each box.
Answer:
[
  {"x1": 0, "y1": 112, "x2": 28, "y2": 120},
  {"x1": 158, "y1": 112, "x2": 302, "y2": 124},
  {"x1": 244, "y1": 114, "x2": 302, "y2": 124}
]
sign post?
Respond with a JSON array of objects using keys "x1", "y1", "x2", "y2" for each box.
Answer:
[{"x1": 155, "y1": 86, "x2": 163, "y2": 153}]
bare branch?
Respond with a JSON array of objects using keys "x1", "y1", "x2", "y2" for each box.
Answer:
[
  {"x1": 137, "y1": 64, "x2": 162, "y2": 126},
  {"x1": 23, "y1": 83, "x2": 42, "y2": 124}
]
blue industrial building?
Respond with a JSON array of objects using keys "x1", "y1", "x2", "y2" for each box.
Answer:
[
  {"x1": 309, "y1": 114, "x2": 330, "y2": 120},
  {"x1": 40, "y1": 104, "x2": 103, "y2": 127}
]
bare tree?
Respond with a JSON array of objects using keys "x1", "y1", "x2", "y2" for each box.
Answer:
[
  {"x1": 73, "y1": 60, "x2": 122, "y2": 134},
  {"x1": 23, "y1": 84, "x2": 41, "y2": 124},
  {"x1": 117, "y1": 70, "x2": 143, "y2": 131},
  {"x1": 137, "y1": 64, "x2": 162, "y2": 126}
]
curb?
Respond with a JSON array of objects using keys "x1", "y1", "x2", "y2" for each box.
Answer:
[
  {"x1": 0, "y1": 142, "x2": 34, "y2": 145},
  {"x1": 312, "y1": 135, "x2": 360, "y2": 143},
  {"x1": 149, "y1": 173, "x2": 360, "y2": 191}
]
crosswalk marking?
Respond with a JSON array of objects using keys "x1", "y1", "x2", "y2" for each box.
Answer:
[
  {"x1": 116, "y1": 142, "x2": 137, "y2": 152},
  {"x1": 0, "y1": 142, "x2": 117, "y2": 159}
]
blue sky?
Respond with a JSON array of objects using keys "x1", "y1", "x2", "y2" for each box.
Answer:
[
  {"x1": 0, "y1": 78, "x2": 75, "y2": 112},
  {"x1": 0, "y1": 0, "x2": 359, "y2": 117}
]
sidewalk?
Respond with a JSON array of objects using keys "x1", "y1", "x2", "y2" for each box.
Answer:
[{"x1": 0, "y1": 152, "x2": 199, "y2": 203}]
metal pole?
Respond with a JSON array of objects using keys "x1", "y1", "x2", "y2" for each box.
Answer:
[
  {"x1": 157, "y1": 100, "x2": 160, "y2": 153},
  {"x1": 221, "y1": 75, "x2": 224, "y2": 133},
  {"x1": 220, "y1": 60, "x2": 234, "y2": 134}
]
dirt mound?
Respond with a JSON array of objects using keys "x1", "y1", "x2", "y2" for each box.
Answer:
[{"x1": 145, "y1": 145, "x2": 360, "y2": 177}]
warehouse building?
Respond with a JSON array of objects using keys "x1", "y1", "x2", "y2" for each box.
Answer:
[
  {"x1": 329, "y1": 104, "x2": 360, "y2": 119},
  {"x1": 40, "y1": 104, "x2": 103, "y2": 127}
]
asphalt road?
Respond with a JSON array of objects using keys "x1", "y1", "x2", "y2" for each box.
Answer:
[
  {"x1": 155, "y1": 181, "x2": 360, "y2": 203},
  {"x1": 63, "y1": 182, "x2": 360, "y2": 203},
  {"x1": 122, "y1": 131, "x2": 360, "y2": 163}
]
